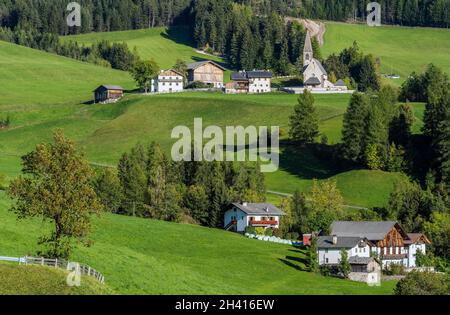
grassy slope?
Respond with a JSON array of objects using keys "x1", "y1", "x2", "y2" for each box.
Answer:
[
  {"x1": 1, "y1": 86, "x2": 409, "y2": 207},
  {"x1": 0, "y1": 191, "x2": 395, "y2": 295},
  {"x1": 0, "y1": 263, "x2": 112, "y2": 295},
  {"x1": 323, "y1": 22, "x2": 450, "y2": 84},
  {"x1": 63, "y1": 26, "x2": 230, "y2": 78},
  {"x1": 0, "y1": 41, "x2": 134, "y2": 106}
]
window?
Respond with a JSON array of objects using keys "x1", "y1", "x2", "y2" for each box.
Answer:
[{"x1": 325, "y1": 258, "x2": 329, "y2": 263}]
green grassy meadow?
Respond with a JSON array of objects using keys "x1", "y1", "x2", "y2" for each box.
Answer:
[
  {"x1": 1, "y1": 21, "x2": 447, "y2": 295},
  {"x1": 63, "y1": 26, "x2": 229, "y2": 76},
  {"x1": 323, "y1": 22, "x2": 450, "y2": 84},
  {"x1": 0, "y1": 262, "x2": 112, "y2": 295},
  {"x1": 0, "y1": 191, "x2": 395, "y2": 294}
]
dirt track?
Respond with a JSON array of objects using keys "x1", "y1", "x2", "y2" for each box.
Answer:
[{"x1": 284, "y1": 17, "x2": 326, "y2": 46}]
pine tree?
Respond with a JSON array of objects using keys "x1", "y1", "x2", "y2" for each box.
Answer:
[
  {"x1": 341, "y1": 93, "x2": 369, "y2": 162},
  {"x1": 289, "y1": 90, "x2": 319, "y2": 144}
]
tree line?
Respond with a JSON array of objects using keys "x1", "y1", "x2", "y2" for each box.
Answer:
[
  {"x1": 0, "y1": 0, "x2": 448, "y2": 35},
  {"x1": 94, "y1": 142, "x2": 266, "y2": 228}
]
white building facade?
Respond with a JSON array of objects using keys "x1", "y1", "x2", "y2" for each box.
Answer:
[
  {"x1": 224, "y1": 202, "x2": 285, "y2": 233},
  {"x1": 151, "y1": 69, "x2": 184, "y2": 93},
  {"x1": 317, "y1": 236, "x2": 371, "y2": 265}
]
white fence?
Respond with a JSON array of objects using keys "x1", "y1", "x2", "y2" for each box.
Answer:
[{"x1": 0, "y1": 256, "x2": 105, "y2": 284}]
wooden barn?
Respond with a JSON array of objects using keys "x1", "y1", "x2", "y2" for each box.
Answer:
[
  {"x1": 94, "y1": 85, "x2": 124, "y2": 103},
  {"x1": 187, "y1": 60, "x2": 225, "y2": 88}
]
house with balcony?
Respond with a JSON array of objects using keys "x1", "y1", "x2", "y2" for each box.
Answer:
[
  {"x1": 329, "y1": 221, "x2": 431, "y2": 269},
  {"x1": 224, "y1": 202, "x2": 285, "y2": 233},
  {"x1": 226, "y1": 70, "x2": 272, "y2": 94}
]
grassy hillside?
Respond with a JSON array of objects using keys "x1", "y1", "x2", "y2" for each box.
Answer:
[
  {"x1": 0, "y1": 87, "x2": 410, "y2": 207},
  {"x1": 63, "y1": 26, "x2": 227, "y2": 70},
  {"x1": 0, "y1": 262, "x2": 112, "y2": 295},
  {"x1": 323, "y1": 22, "x2": 450, "y2": 84},
  {"x1": 0, "y1": 41, "x2": 134, "y2": 106},
  {"x1": 0, "y1": 191, "x2": 395, "y2": 295}
]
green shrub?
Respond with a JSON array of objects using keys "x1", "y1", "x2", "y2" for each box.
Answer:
[
  {"x1": 272, "y1": 228, "x2": 283, "y2": 238},
  {"x1": 255, "y1": 227, "x2": 265, "y2": 235},
  {"x1": 320, "y1": 265, "x2": 332, "y2": 277},
  {"x1": 385, "y1": 264, "x2": 406, "y2": 276},
  {"x1": 290, "y1": 232, "x2": 300, "y2": 240},
  {"x1": 245, "y1": 226, "x2": 256, "y2": 235},
  {"x1": 186, "y1": 81, "x2": 213, "y2": 89},
  {"x1": 395, "y1": 271, "x2": 450, "y2": 295},
  {"x1": 264, "y1": 228, "x2": 273, "y2": 237}
]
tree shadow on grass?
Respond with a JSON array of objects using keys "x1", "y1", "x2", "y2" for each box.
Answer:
[
  {"x1": 277, "y1": 141, "x2": 354, "y2": 181},
  {"x1": 279, "y1": 252, "x2": 309, "y2": 272}
]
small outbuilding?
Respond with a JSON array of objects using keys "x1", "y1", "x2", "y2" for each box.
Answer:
[{"x1": 94, "y1": 85, "x2": 124, "y2": 103}]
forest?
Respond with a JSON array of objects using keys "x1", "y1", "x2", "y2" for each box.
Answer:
[{"x1": 0, "y1": 0, "x2": 448, "y2": 35}]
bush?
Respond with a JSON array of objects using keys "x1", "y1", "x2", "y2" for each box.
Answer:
[
  {"x1": 0, "y1": 173, "x2": 5, "y2": 190},
  {"x1": 264, "y1": 228, "x2": 273, "y2": 237},
  {"x1": 395, "y1": 271, "x2": 450, "y2": 295},
  {"x1": 290, "y1": 232, "x2": 300, "y2": 241},
  {"x1": 186, "y1": 81, "x2": 213, "y2": 89},
  {"x1": 272, "y1": 228, "x2": 283, "y2": 238},
  {"x1": 255, "y1": 227, "x2": 265, "y2": 235},
  {"x1": 320, "y1": 265, "x2": 333, "y2": 277},
  {"x1": 245, "y1": 226, "x2": 256, "y2": 235},
  {"x1": 385, "y1": 264, "x2": 406, "y2": 276}
]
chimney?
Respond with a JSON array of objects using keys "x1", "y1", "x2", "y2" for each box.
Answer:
[
  {"x1": 265, "y1": 207, "x2": 269, "y2": 212},
  {"x1": 332, "y1": 235, "x2": 338, "y2": 245},
  {"x1": 242, "y1": 202, "x2": 248, "y2": 207}
]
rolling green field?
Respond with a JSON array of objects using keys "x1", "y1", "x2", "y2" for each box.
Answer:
[
  {"x1": 0, "y1": 41, "x2": 134, "y2": 106},
  {"x1": 1, "y1": 22, "x2": 444, "y2": 295},
  {"x1": 324, "y1": 22, "x2": 450, "y2": 84},
  {"x1": 0, "y1": 262, "x2": 112, "y2": 295},
  {"x1": 63, "y1": 26, "x2": 227, "y2": 72},
  {"x1": 0, "y1": 191, "x2": 395, "y2": 294}
]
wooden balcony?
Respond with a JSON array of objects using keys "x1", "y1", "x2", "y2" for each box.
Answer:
[{"x1": 250, "y1": 220, "x2": 278, "y2": 226}]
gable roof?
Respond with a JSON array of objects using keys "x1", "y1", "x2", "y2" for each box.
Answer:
[
  {"x1": 349, "y1": 256, "x2": 375, "y2": 265},
  {"x1": 303, "y1": 58, "x2": 327, "y2": 76},
  {"x1": 304, "y1": 31, "x2": 313, "y2": 54},
  {"x1": 335, "y1": 79, "x2": 346, "y2": 87},
  {"x1": 231, "y1": 203, "x2": 285, "y2": 216},
  {"x1": 331, "y1": 221, "x2": 403, "y2": 241},
  {"x1": 159, "y1": 69, "x2": 183, "y2": 77},
  {"x1": 187, "y1": 60, "x2": 226, "y2": 71},
  {"x1": 317, "y1": 236, "x2": 368, "y2": 249},
  {"x1": 95, "y1": 85, "x2": 124, "y2": 91},
  {"x1": 231, "y1": 71, "x2": 272, "y2": 81},
  {"x1": 304, "y1": 76, "x2": 321, "y2": 85},
  {"x1": 405, "y1": 233, "x2": 431, "y2": 245}
]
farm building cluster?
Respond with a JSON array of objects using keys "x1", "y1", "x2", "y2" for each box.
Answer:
[
  {"x1": 94, "y1": 32, "x2": 354, "y2": 102},
  {"x1": 224, "y1": 202, "x2": 432, "y2": 285}
]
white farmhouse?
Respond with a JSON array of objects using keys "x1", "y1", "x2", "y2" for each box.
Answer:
[
  {"x1": 151, "y1": 69, "x2": 184, "y2": 93},
  {"x1": 224, "y1": 202, "x2": 285, "y2": 233},
  {"x1": 330, "y1": 221, "x2": 431, "y2": 269},
  {"x1": 317, "y1": 235, "x2": 372, "y2": 265},
  {"x1": 228, "y1": 71, "x2": 272, "y2": 94}
]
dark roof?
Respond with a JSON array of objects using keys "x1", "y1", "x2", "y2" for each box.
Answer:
[
  {"x1": 187, "y1": 60, "x2": 226, "y2": 71},
  {"x1": 335, "y1": 79, "x2": 346, "y2": 87},
  {"x1": 317, "y1": 236, "x2": 367, "y2": 249},
  {"x1": 231, "y1": 71, "x2": 272, "y2": 81},
  {"x1": 95, "y1": 85, "x2": 124, "y2": 91},
  {"x1": 231, "y1": 203, "x2": 285, "y2": 216},
  {"x1": 331, "y1": 221, "x2": 400, "y2": 241},
  {"x1": 304, "y1": 76, "x2": 321, "y2": 85},
  {"x1": 247, "y1": 71, "x2": 272, "y2": 78},
  {"x1": 231, "y1": 72, "x2": 248, "y2": 81},
  {"x1": 349, "y1": 256, "x2": 374, "y2": 265}
]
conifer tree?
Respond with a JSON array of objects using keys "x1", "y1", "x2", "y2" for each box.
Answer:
[
  {"x1": 289, "y1": 90, "x2": 319, "y2": 144},
  {"x1": 341, "y1": 93, "x2": 369, "y2": 162}
]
